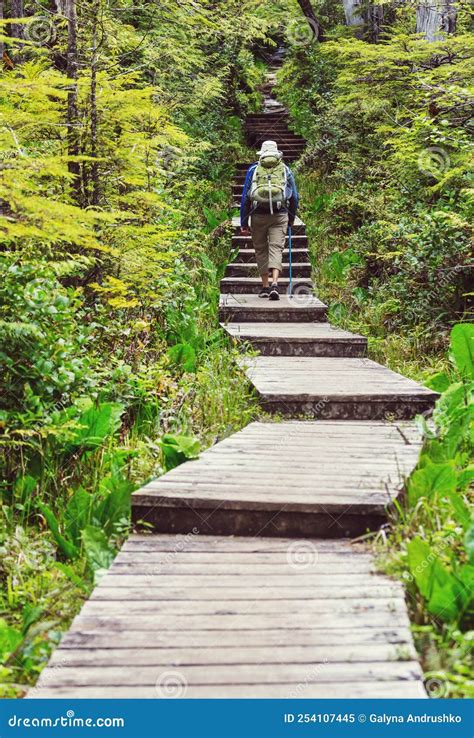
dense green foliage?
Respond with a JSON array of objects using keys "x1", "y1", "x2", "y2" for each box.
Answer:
[
  {"x1": 275, "y1": 6, "x2": 473, "y2": 697},
  {"x1": 0, "y1": 0, "x2": 277, "y2": 695},
  {"x1": 277, "y1": 15, "x2": 473, "y2": 374},
  {"x1": 381, "y1": 324, "x2": 473, "y2": 698},
  {"x1": 1, "y1": 0, "x2": 472, "y2": 698}
]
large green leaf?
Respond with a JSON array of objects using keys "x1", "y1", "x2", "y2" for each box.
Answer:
[
  {"x1": 407, "y1": 537, "x2": 465, "y2": 623},
  {"x1": 425, "y1": 371, "x2": 450, "y2": 393},
  {"x1": 464, "y1": 523, "x2": 474, "y2": 565},
  {"x1": 408, "y1": 461, "x2": 457, "y2": 504},
  {"x1": 450, "y1": 323, "x2": 474, "y2": 379},
  {"x1": 159, "y1": 433, "x2": 200, "y2": 472},
  {"x1": 37, "y1": 501, "x2": 78, "y2": 560},
  {"x1": 95, "y1": 475, "x2": 133, "y2": 536},
  {"x1": 407, "y1": 538, "x2": 432, "y2": 598},
  {"x1": 66, "y1": 402, "x2": 124, "y2": 452},
  {"x1": 0, "y1": 619, "x2": 22, "y2": 662},
  {"x1": 167, "y1": 342, "x2": 197, "y2": 372},
  {"x1": 65, "y1": 487, "x2": 93, "y2": 545},
  {"x1": 82, "y1": 525, "x2": 116, "y2": 582}
]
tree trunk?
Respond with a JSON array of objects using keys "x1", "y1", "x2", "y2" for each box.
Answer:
[
  {"x1": 295, "y1": 0, "x2": 323, "y2": 40},
  {"x1": 416, "y1": 1, "x2": 457, "y2": 41},
  {"x1": 367, "y1": 3, "x2": 385, "y2": 42},
  {"x1": 0, "y1": 0, "x2": 5, "y2": 61},
  {"x1": 89, "y1": 5, "x2": 99, "y2": 206},
  {"x1": 10, "y1": 0, "x2": 24, "y2": 41},
  {"x1": 65, "y1": 0, "x2": 81, "y2": 201}
]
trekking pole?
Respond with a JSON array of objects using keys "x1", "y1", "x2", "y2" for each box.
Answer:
[{"x1": 288, "y1": 224, "x2": 293, "y2": 298}]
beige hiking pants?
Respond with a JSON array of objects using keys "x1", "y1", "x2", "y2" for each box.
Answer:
[{"x1": 250, "y1": 212, "x2": 289, "y2": 275}]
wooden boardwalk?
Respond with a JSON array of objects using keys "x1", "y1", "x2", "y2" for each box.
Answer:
[
  {"x1": 31, "y1": 534, "x2": 425, "y2": 698},
  {"x1": 30, "y1": 68, "x2": 436, "y2": 699}
]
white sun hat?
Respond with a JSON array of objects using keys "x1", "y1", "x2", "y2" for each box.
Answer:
[{"x1": 257, "y1": 140, "x2": 282, "y2": 157}]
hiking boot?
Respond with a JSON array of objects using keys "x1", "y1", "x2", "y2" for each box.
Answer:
[
  {"x1": 259, "y1": 286, "x2": 270, "y2": 298},
  {"x1": 269, "y1": 283, "x2": 280, "y2": 301}
]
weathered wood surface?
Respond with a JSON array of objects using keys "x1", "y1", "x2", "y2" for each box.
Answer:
[
  {"x1": 219, "y1": 293, "x2": 328, "y2": 323},
  {"x1": 221, "y1": 276, "x2": 313, "y2": 294},
  {"x1": 239, "y1": 356, "x2": 438, "y2": 419},
  {"x1": 226, "y1": 262, "x2": 312, "y2": 278},
  {"x1": 224, "y1": 321, "x2": 367, "y2": 356},
  {"x1": 131, "y1": 420, "x2": 421, "y2": 536},
  {"x1": 30, "y1": 534, "x2": 425, "y2": 699}
]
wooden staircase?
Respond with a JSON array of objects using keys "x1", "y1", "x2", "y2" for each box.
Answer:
[{"x1": 29, "y1": 65, "x2": 436, "y2": 700}]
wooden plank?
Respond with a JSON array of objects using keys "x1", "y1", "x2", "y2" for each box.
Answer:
[
  {"x1": 47, "y1": 642, "x2": 416, "y2": 667},
  {"x1": 221, "y1": 277, "x2": 312, "y2": 294},
  {"x1": 224, "y1": 322, "x2": 368, "y2": 357},
  {"x1": 85, "y1": 574, "x2": 395, "y2": 587},
  {"x1": 219, "y1": 293, "x2": 326, "y2": 323},
  {"x1": 71, "y1": 611, "x2": 411, "y2": 629},
  {"x1": 79, "y1": 599, "x2": 407, "y2": 618},
  {"x1": 238, "y1": 357, "x2": 438, "y2": 419},
  {"x1": 32, "y1": 661, "x2": 422, "y2": 687},
  {"x1": 122, "y1": 535, "x2": 361, "y2": 551},
  {"x1": 109, "y1": 561, "x2": 377, "y2": 574},
  {"x1": 28, "y1": 681, "x2": 426, "y2": 699},
  {"x1": 91, "y1": 585, "x2": 403, "y2": 600},
  {"x1": 131, "y1": 419, "x2": 421, "y2": 534},
  {"x1": 113, "y1": 551, "x2": 374, "y2": 564},
  {"x1": 58, "y1": 626, "x2": 415, "y2": 649}
]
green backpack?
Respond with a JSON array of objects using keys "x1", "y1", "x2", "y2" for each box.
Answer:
[{"x1": 249, "y1": 156, "x2": 288, "y2": 214}]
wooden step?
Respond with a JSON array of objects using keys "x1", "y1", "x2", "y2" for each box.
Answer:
[
  {"x1": 225, "y1": 263, "x2": 312, "y2": 278},
  {"x1": 220, "y1": 276, "x2": 312, "y2": 294},
  {"x1": 240, "y1": 356, "x2": 439, "y2": 420},
  {"x1": 232, "y1": 234, "x2": 308, "y2": 246},
  {"x1": 223, "y1": 322, "x2": 367, "y2": 357},
  {"x1": 29, "y1": 532, "x2": 425, "y2": 698},
  {"x1": 130, "y1": 420, "x2": 423, "y2": 538},
  {"x1": 233, "y1": 248, "x2": 309, "y2": 264},
  {"x1": 232, "y1": 224, "x2": 307, "y2": 237},
  {"x1": 219, "y1": 293, "x2": 328, "y2": 323}
]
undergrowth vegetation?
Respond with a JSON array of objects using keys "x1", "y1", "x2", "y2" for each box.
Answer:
[
  {"x1": 277, "y1": 12, "x2": 473, "y2": 379},
  {"x1": 0, "y1": 0, "x2": 272, "y2": 695},
  {"x1": 276, "y1": 3, "x2": 473, "y2": 697}
]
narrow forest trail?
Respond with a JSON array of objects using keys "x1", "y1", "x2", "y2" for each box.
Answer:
[{"x1": 29, "y1": 65, "x2": 440, "y2": 699}]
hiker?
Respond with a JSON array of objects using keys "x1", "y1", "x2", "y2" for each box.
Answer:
[{"x1": 240, "y1": 140, "x2": 299, "y2": 301}]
